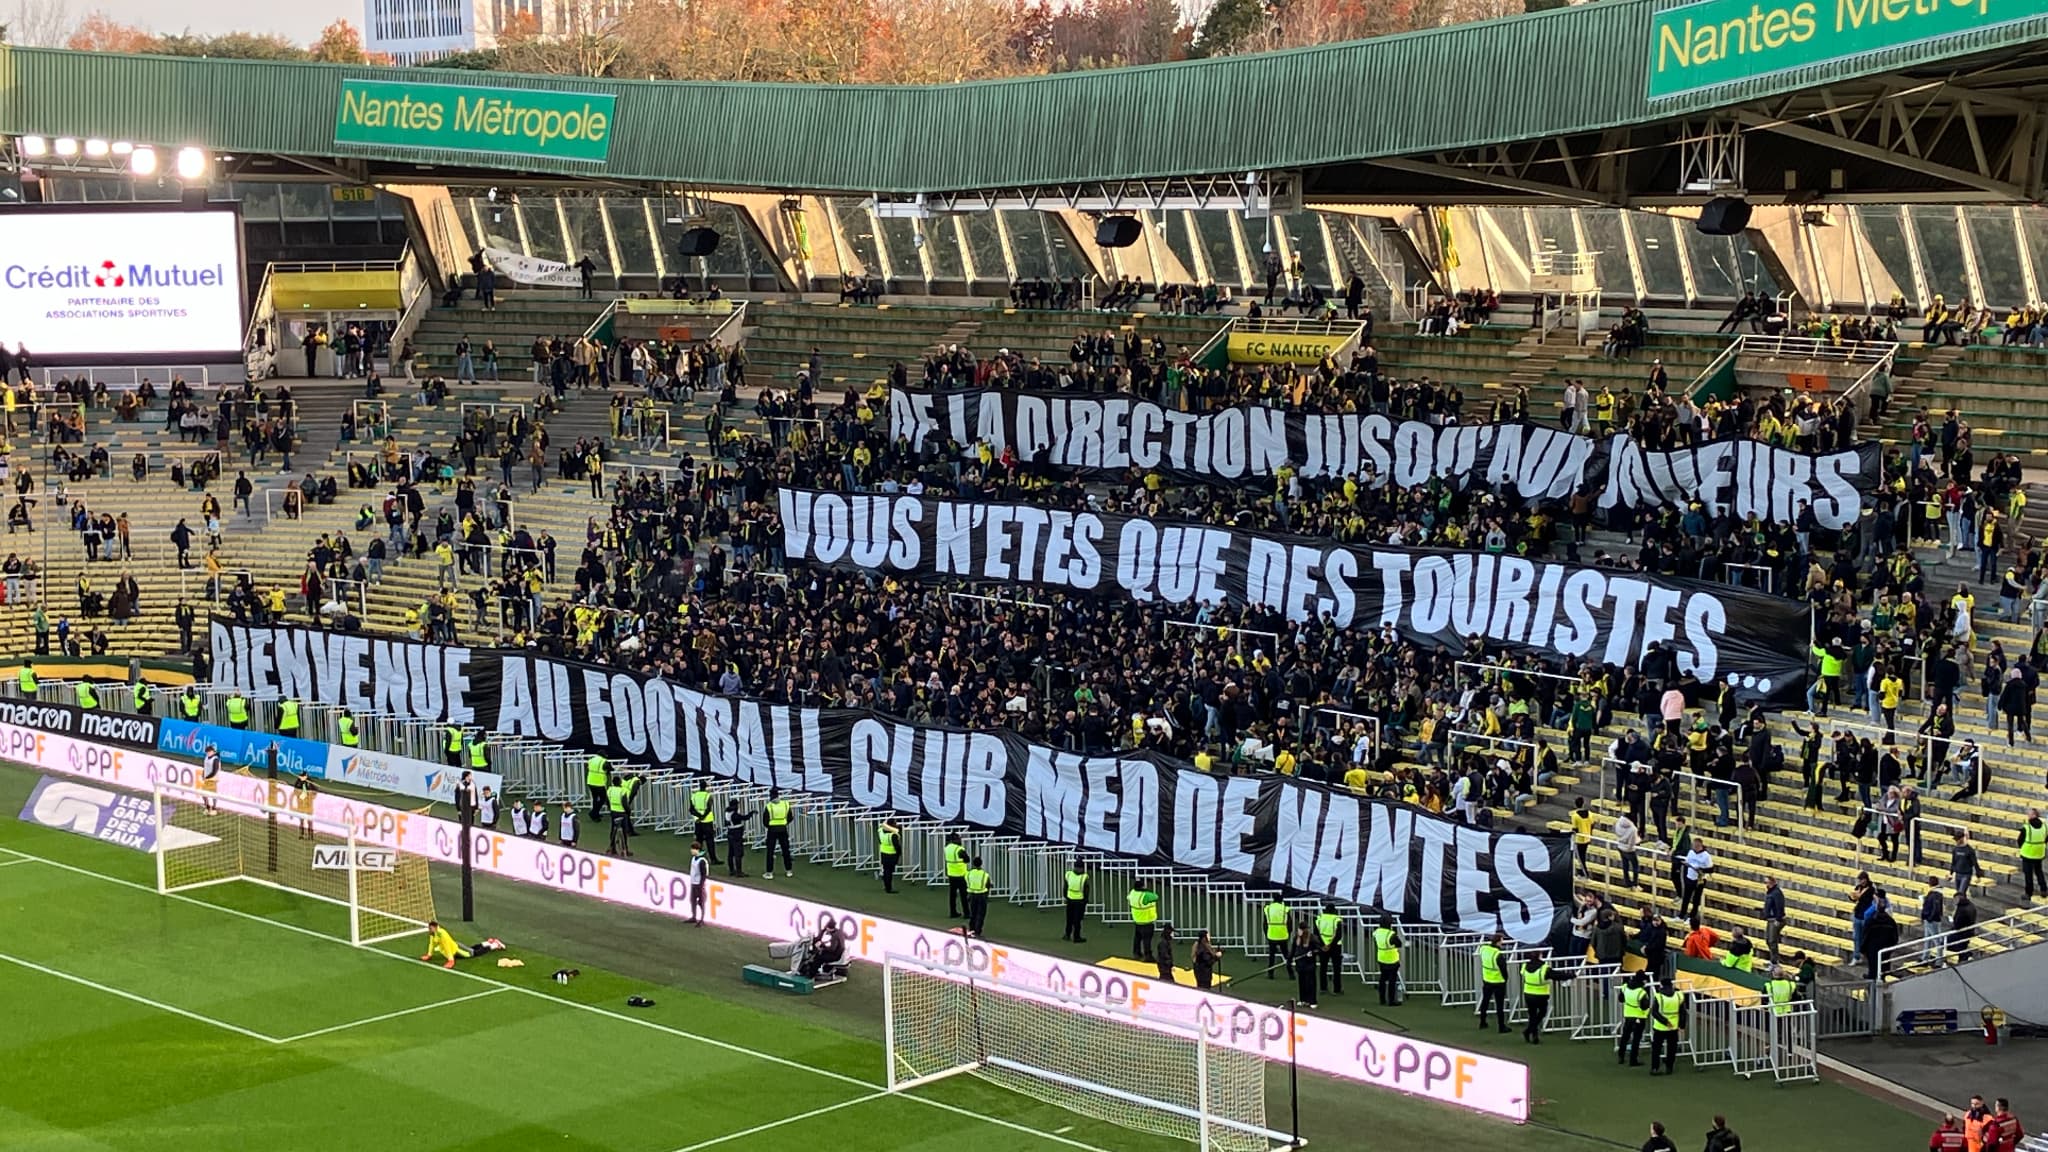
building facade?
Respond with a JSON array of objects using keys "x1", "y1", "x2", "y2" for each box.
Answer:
[{"x1": 363, "y1": 0, "x2": 551, "y2": 64}]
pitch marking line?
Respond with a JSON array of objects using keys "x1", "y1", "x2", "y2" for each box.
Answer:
[
  {"x1": 667, "y1": 1090, "x2": 892, "y2": 1152},
  {"x1": 270, "y1": 986, "x2": 511, "y2": 1044},
  {"x1": 0, "y1": 949, "x2": 286, "y2": 1045},
  {"x1": 0, "y1": 856, "x2": 35, "y2": 868},
  {"x1": 1, "y1": 849, "x2": 1120, "y2": 1152}
]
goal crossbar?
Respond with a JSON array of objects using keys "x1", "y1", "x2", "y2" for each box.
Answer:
[
  {"x1": 882, "y1": 952, "x2": 1294, "y2": 1151},
  {"x1": 152, "y1": 779, "x2": 434, "y2": 949}
]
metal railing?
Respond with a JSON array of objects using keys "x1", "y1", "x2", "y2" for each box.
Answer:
[
  {"x1": 1413, "y1": 929, "x2": 1818, "y2": 1080},
  {"x1": 39, "y1": 366, "x2": 227, "y2": 389},
  {"x1": 1811, "y1": 976, "x2": 1881, "y2": 1038},
  {"x1": 246, "y1": 263, "x2": 278, "y2": 381},
  {"x1": 705, "y1": 300, "x2": 750, "y2": 348},
  {"x1": 1682, "y1": 337, "x2": 1744, "y2": 407},
  {"x1": 388, "y1": 248, "x2": 432, "y2": 364},
  {"x1": 269, "y1": 258, "x2": 405, "y2": 274},
  {"x1": 580, "y1": 298, "x2": 620, "y2": 345},
  {"x1": 1188, "y1": 317, "x2": 1239, "y2": 368},
  {"x1": 1876, "y1": 902, "x2": 2048, "y2": 980},
  {"x1": 1733, "y1": 334, "x2": 1900, "y2": 365}
]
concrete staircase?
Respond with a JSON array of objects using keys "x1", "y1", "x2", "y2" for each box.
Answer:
[{"x1": 407, "y1": 290, "x2": 609, "y2": 379}]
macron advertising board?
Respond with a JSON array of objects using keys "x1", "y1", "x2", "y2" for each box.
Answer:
[
  {"x1": 8, "y1": 722, "x2": 1529, "y2": 1121},
  {"x1": 0, "y1": 207, "x2": 244, "y2": 361}
]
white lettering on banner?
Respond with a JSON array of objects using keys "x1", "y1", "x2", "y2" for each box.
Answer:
[
  {"x1": 777, "y1": 490, "x2": 1799, "y2": 703},
  {"x1": 21, "y1": 723, "x2": 1528, "y2": 1120},
  {"x1": 1599, "y1": 435, "x2": 1866, "y2": 531},
  {"x1": 209, "y1": 622, "x2": 475, "y2": 724},
  {"x1": 889, "y1": 388, "x2": 1871, "y2": 528},
  {"x1": 203, "y1": 619, "x2": 1578, "y2": 948}
]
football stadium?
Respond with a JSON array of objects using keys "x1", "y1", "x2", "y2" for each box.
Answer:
[{"x1": 2, "y1": 2, "x2": 2048, "y2": 1149}]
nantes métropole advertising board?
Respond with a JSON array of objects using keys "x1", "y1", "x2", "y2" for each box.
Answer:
[
  {"x1": 1646, "y1": 0, "x2": 2048, "y2": 98},
  {"x1": 333, "y1": 78, "x2": 617, "y2": 164}
]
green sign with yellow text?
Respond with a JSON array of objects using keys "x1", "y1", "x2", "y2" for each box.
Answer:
[
  {"x1": 334, "y1": 78, "x2": 616, "y2": 164},
  {"x1": 1647, "y1": 0, "x2": 2048, "y2": 99}
]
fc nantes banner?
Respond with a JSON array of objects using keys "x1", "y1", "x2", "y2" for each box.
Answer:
[{"x1": 1226, "y1": 331, "x2": 1352, "y2": 364}]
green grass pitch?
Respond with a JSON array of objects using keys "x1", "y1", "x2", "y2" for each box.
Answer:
[
  {"x1": 0, "y1": 758, "x2": 1932, "y2": 1152},
  {"x1": 0, "y1": 835, "x2": 1190, "y2": 1152}
]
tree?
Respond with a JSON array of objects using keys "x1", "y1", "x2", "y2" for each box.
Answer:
[
  {"x1": 64, "y1": 10, "x2": 156, "y2": 52},
  {"x1": 1189, "y1": 0, "x2": 1268, "y2": 57},
  {"x1": 1037, "y1": 0, "x2": 1186, "y2": 71},
  {"x1": 6, "y1": 0, "x2": 73, "y2": 47},
  {"x1": 152, "y1": 31, "x2": 307, "y2": 59},
  {"x1": 496, "y1": 2, "x2": 626, "y2": 77},
  {"x1": 422, "y1": 48, "x2": 504, "y2": 70},
  {"x1": 309, "y1": 18, "x2": 368, "y2": 63}
]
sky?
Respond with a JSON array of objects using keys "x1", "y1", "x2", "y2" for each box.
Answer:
[{"x1": 32, "y1": 0, "x2": 356, "y2": 45}]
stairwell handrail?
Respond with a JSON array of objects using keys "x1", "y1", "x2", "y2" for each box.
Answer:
[
  {"x1": 1189, "y1": 315, "x2": 1239, "y2": 367},
  {"x1": 1681, "y1": 336, "x2": 1743, "y2": 407},
  {"x1": 705, "y1": 300, "x2": 749, "y2": 348},
  {"x1": 244, "y1": 262, "x2": 278, "y2": 381},
  {"x1": 387, "y1": 246, "x2": 432, "y2": 360},
  {"x1": 1836, "y1": 343, "x2": 1899, "y2": 413},
  {"x1": 1875, "y1": 901, "x2": 2048, "y2": 982},
  {"x1": 581, "y1": 298, "x2": 621, "y2": 344}
]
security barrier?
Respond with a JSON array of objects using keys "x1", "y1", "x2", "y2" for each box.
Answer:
[
  {"x1": 1399, "y1": 924, "x2": 1816, "y2": 1084},
  {"x1": 1732, "y1": 1001, "x2": 1819, "y2": 1082},
  {"x1": 0, "y1": 672, "x2": 1824, "y2": 1079}
]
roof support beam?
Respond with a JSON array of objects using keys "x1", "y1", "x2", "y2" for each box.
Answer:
[
  {"x1": 1734, "y1": 112, "x2": 2025, "y2": 199},
  {"x1": 1366, "y1": 156, "x2": 1618, "y2": 207}
]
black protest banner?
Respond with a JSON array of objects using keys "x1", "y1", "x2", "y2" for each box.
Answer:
[
  {"x1": 206, "y1": 619, "x2": 1576, "y2": 948},
  {"x1": 887, "y1": 386, "x2": 1880, "y2": 530},
  {"x1": 777, "y1": 488, "x2": 1812, "y2": 708},
  {"x1": 1594, "y1": 434, "x2": 1879, "y2": 531}
]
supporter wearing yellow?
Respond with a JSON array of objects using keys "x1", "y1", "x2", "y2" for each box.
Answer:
[{"x1": 1568, "y1": 797, "x2": 1595, "y2": 877}]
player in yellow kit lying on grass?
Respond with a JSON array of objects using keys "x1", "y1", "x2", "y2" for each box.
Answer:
[{"x1": 421, "y1": 920, "x2": 506, "y2": 968}]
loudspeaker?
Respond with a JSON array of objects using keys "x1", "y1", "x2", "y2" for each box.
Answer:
[
  {"x1": 677, "y1": 227, "x2": 720, "y2": 258},
  {"x1": 1094, "y1": 216, "x2": 1142, "y2": 248},
  {"x1": 1695, "y1": 197, "x2": 1752, "y2": 236}
]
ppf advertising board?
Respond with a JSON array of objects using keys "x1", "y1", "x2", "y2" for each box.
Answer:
[
  {"x1": 14, "y1": 722, "x2": 1532, "y2": 1120},
  {"x1": 0, "y1": 208, "x2": 244, "y2": 360}
]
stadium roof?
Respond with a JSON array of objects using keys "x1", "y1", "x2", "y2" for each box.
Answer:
[{"x1": 4, "y1": 0, "x2": 2048, "y2": 205}]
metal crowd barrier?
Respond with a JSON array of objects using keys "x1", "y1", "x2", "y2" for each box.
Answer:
[
  {"x1": 1684, "y1": 987, "x2": 1761, "y2": 1070},
  {"x1": 1561, "y1": 964, "x2": 1623, "y2": 1042},
  {"x1": 1731, "y1": 1002, "x2": 1819, "y2": 1082},
  {"x1": 13, "y1": 674, "x2": 1835, "y2": 1083}
]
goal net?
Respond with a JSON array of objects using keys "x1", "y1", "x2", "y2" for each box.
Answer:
[
  {"x1": 883, "y1": 953, "x2": 1287, "y2": 1152},
  {"x1": 153, "y1": 780, "x2": 435, "y2": 947}
]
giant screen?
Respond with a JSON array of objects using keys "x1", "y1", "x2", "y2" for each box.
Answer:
[{"x1": 0, "y1": 207, "x2": 244, "y2": 360}]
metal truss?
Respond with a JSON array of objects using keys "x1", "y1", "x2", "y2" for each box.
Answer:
[
  {"x1": 1734, "y1": 62, "x2": 2048, "y2": 203},
  {"x1": 1363, "y1": 131, "x2": 1637, "y2": 206},
  {"x1": 887, "y1": 172, "x2": 1305, "y2": 215}
]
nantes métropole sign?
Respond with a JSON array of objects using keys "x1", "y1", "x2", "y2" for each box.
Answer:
[
  {"x1": 1646, "y1": 0, "x2": 2048, "y2": 98},
  {"x1": 333, "y1": 78, "x2": 616, "y2": 164}
]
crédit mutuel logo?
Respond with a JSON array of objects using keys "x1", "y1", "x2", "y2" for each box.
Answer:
[{"x1": 3, "y1": 256, "x2": 224, "y2": 292}]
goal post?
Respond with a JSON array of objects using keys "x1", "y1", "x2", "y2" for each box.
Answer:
[
  {"x1": 882, "y1": 952, "x2": 1292, "y2": 1152},
  {"x1": 152, "y1": 779, "x2": 435, "y2": 948}
]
